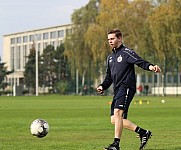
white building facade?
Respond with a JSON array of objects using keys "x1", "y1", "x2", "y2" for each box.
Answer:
[{"x1": 3, "y1": 24, "x2": 72, "y2": 89}]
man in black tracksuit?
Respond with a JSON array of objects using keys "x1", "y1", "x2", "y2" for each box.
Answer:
[{"x1": 97, "y1": 29, "x2": 161, "y2": 150}]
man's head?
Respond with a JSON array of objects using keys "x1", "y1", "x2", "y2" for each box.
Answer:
[{"x1": 107, "y1": 29, "x2": 122, "y2": 49}]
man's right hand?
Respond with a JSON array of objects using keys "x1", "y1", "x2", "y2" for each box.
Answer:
[{"x1": 97, "y1": 86, "x2": 104, "y2": 94}]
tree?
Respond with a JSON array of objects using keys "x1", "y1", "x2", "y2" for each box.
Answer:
[
  {"x1": 0, "y1": 57, "x2": 13, "y2": 93},
  {"x1": 54, "y1": 44, "x2": 67, "y2": 80},
  {"x1": 64, "y1": 0, "x2": 100, "y2": 93},
  {"x1": 54, "y1": 44, "x2": 72, "y2": 94},
  {"x1": 148, "y1": 0, "x2": 181, "y2": 71},
  {"x1": 24, "y1": 45, "x2": 36, "y2": 94},
  {"x1": 41, "y1": 45, "x2": 57, "y2": 93},
  {"x1": 148, "y1": 0, "x2": 181, "y2": 95},
  {"x1": 85, "y1": 0, "x2": 153, "y2": 77}
]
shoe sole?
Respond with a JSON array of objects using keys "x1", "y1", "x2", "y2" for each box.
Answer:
[{"x1": 140, "y1": 133, "x2": 152, "y2": 150}]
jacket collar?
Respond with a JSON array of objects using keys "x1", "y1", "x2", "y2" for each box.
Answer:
[{"x1": 112, "y1": 44, "x2": 124, "y2": 53}]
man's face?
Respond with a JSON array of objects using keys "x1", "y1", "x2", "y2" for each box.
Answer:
[{"x1": 108, "y1": 33, "x2": 122, "y2": 49}]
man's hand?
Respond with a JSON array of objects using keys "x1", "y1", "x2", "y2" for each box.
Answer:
[
  {"x1": 149, "y1": 65, "x2": 161, "y2": 73},
  {"x1": 97, "y1": 86, "x2": 104, "y2": 94}
]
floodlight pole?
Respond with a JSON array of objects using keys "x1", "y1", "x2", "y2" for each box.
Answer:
[{"x1": 35, "y1": 34, "x2": 39, "y2": 96}]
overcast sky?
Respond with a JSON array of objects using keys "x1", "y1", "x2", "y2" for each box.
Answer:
[{"x1": 0, "y1": 0, "x2": 89, "y2": 58}]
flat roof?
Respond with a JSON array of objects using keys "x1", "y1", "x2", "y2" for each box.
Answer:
[{"x1": 3, "y1": 23, "x2": 73, "y2": 37}]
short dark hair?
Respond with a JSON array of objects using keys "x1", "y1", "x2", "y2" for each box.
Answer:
[{"x1": 108, "y1": 29, "x2": 122, "y2": 38}]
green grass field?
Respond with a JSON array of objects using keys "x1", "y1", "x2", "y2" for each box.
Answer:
[{"x1": 0, "y1": 95, "x2": 180, "y2": 150}]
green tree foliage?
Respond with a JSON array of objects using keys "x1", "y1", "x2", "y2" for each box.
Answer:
[
  {"x1": 54, "y1": 44, "x2": 72, "y2": 94},
  {"x1": 148, "y1": 0, "x2": 181, "y2": 71},
  {"x1": 41, "y1": 45, "x2": 57, "y2": 93},
  {"x1": 64, "y1": 0, "x2": 100, "y2": 90},
  {"x1": 24, "y1": 42, "x2": 47, "y2": 94},
  {"x1": 54, "y1": 44, "x2": 67, "y2": 80},
  {"x1": 0, "y1": 57, "x2": 13, "y2": 92},
  {"x1": 24, "y1": 44, "x2": 42, "y2": 94},
  {"x1": 24, "y1": 43, "x2": 74, "y2": 95},
  {"x1": 85, "y1": 0, "x2": 153, "y2": 76},
  {"x1": 39, "y1": 44, "x2": 73, "y2": 94}
]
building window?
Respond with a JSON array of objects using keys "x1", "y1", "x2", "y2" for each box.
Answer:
[
  {"x1": 43, "y1": 32, "x2": 49, "y2": 39},
  {"x1": 154, "y1": 74, "x2": 157, "y2": 83},
  {"x1": 148, "y1": 74, "x2": 152, "y2": 83},
  {"x1": 141, "y1": 74, "x2": 146, "y2": 83},
  {"x1": 173, "y1": 75, "x2": 178, "y2": 83},
  {"x1": 11, "y1": 38, "x2": 15, "y2": 44},
  {"x1": 43, "y1": 42, "x2": 48, "y2": 49},
  {"x1": 17, "y1": 37, "x2": 21, "y2": 43},
  {"x1": 23, "y1": 45, "x2": 27, "y2": 67},
  {"x1": 17, "y1": 46, "x2": 21, "y2": 70},
  {"x1": 23, "y1": 36, "x2": 28, "y2": 43},
  {"x1": 10, "y1": 47, "x2": 15, "y2": 69},
  {"x1": 50, "y1": 31, "x2": 56, "y2": 39},
  {"x1": 58, "y1": 30, "x2": 64, "y2": 38},
  {"x1": 167, "y1": 74, "x2": 172, "y2": 83},
  {"x1": 29, "y1": 35, "x2": 34, "y2": 42},
  {"x1": 38, "y1": 43, "x2": 41, "y2": 53},
  {"x1": 36, "y1": 34, "x2": 41, "y2": 41}
]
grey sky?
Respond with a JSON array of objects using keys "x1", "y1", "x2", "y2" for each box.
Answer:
[{"x1": 0, "y1": 0, "x2": 89, "y2": 58}]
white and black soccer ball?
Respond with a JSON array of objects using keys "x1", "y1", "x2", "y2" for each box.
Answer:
[{"x1": 30, "y1": 118, "x2": 49, "y2": 138}]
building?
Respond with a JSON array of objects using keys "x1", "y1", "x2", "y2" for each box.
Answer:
[{"x1": 3, "y1": 24, "x2": 72, "y2": 92}]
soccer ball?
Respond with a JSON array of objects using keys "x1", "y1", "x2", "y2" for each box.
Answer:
[{"x1": 30, "y1": 118, "x2": 49, "y2": 138}]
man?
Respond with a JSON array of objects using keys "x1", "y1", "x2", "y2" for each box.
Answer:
[{"x1": 97, "y1": 29, "x2": 161, "y2": 150}]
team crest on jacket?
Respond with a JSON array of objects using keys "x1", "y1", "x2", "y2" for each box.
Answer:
[
  {"x1": 117, "y1": 55, "x2": 122, "y2": 62},
  {"x1": 109, "y1": 57, "x2": 113, "y2": 62}
]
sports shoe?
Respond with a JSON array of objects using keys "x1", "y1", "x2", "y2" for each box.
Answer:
[
  {"x1": 103, "y1": 143, "x2": 120, "y2": 150},
  {"x1": 139, "y1": 130, "x2": 152, "y2": 149}
]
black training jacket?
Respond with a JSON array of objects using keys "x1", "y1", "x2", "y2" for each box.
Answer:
[{"x1": 100, "y1": 44, "x2": 153, "y2": 93}]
